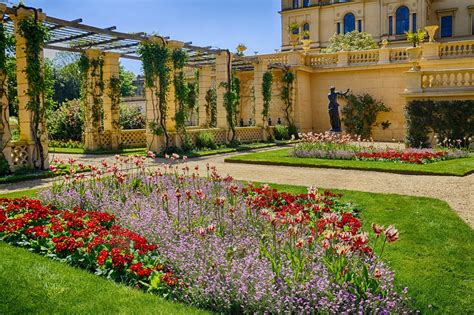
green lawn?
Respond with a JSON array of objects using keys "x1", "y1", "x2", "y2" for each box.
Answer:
[
  {"x1": 2, "y1": 187, "x2": 473, "y2": 314},
  {"x1": 225, "y1": 148, "x2": 474, "y2": 176},
  {"x1": 0, "y1": 242, "x2": 208, "y2": 315}
]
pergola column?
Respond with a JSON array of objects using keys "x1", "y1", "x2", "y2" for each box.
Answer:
[
  {"x1": 198, "y1": 65, "x2": 212, "y2": 127},
  {"x1": 0, "y1": 4, "x2": 10, "y2": 158},
  {"x1": 166, "y1": 60, "x2": 176, "y2": 132},
  {"x1": 215, "y1": 52, "x2": 231, "y2": 129},
  {"x1": 13, "y1": 8, "x2": 48, "y2": 170},
  {"x1": 253, "y1": 58, "x2": 269, "y2": 127},
  {"x1": 102, "y1": 52, "x2": 121, "y2": 150},
  {"x1": 83, "y1": 49, "x2": 103, "y2": 151}
]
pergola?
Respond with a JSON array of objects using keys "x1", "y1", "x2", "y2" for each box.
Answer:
[{"x1": 0, "y1": 4, "x2": 271, "y2": 172}]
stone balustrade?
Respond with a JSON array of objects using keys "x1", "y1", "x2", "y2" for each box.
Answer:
[
  {"x1": 348, "y1": 49, "x2": 380, "y2": 64},
  {"x1": 308, "y1": 53, "x2": 338, "y2": 67},
  {"x1": 421, "y1": 69, "x2": 474, "y2": 91},
  {"x1": 440, "y1": 41, "x2": 474, "y2": 59}
]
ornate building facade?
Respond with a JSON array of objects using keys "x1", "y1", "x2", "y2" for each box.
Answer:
[{"x1": 281, "y1": 0, "x2": 474, "y2": 50}]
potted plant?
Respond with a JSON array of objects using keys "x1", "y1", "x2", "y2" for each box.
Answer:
[
  {"x1": 236, "y1": 43, "x2": 247, "y2": 56},
  {"x1": 288, "y1": 22, "x2": 300, "y2": 50},
  {"x1": 301, "y1": 30, "x2": 312, "y2": 52},
  {"x1": 405, "y1": 29, "x2": 426, "y2": 71}
]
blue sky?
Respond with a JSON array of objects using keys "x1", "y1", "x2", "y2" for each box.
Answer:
[{"x1": 27, "y1": 0, "x2": 282, "y2": 74}]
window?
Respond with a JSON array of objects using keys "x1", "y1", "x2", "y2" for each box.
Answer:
[
  {"x1": 303, "y1": 0, "x2": 310, "y2": 8},
  {"x1": 292, "y1": 27, "x2": 300, "y2": 35},
  {"x1": 344, "y1": 13, "x2": 355, "y2": 33},
  {"x1": 389, "y1": 16, "x2": 393, "y2": 35},
  {"x1": 303, "y1": 23, "x2": 310, "y2": 38},
  {"x1": 396, "y1": 6, "x2": 409, "y2": 35},
  {"x1": 337, "y1": 22, "x2": 341, "y2": 34},
  {"x1": 440, "y1": 16, "x2": 453, "y2": 37},
  {"x1": 293, "y1": 0, "x2": 299, "y2": 9},
  {"x1": 358, "y1": 20, "x2": 362, "y2": 32},
  {"x1": 412, "y1": 13, "x2": 417, "y2": 31}
]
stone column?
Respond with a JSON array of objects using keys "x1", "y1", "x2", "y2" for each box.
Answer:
[
  {"x1": 102, "y1": 52, "x2": 121, "y2": 150},
  {"x1": 215, "y1": 52, "x2": 231, "y2": 129},
  {"x1": 13, "y1": 7, "x2": 49, "y2": 169},
  {"x1": 198, "y1": 65, "x2": 212, "y2": 127},
  {"x1": 83, "y1": 49, "x2": 103, "y2": 151},
  {"x1": 0, "y1": 4, "x2": 11, "y2": 167},
  {"x1": 166, "y1": 61, "x2": 176, "y2": 132},
  {"x1": 404, "y1": 70, "x2": 422, "y2": 94},
  {"x1": 253, "y1": 58, "x2": 269, "y2": 127}
]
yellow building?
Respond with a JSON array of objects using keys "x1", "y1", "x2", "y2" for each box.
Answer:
[{"x1": 281, "y1": 0, "x2": 474, "y2": 50}]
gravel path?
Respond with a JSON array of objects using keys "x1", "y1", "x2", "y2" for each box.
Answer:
[{"x1": 1, "y1": 148, "x2": 472, "y2": 227}]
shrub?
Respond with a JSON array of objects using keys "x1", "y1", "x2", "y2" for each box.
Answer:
[
  {"x1": 323, "y1": 31, "x2": 378, "y2": 53},
  {"x1": 195, "y1": 131, "x2": 217, "y2": 150},
  {"x1": 341, "y1": 93, "x2": 390, "y2": 139},
  {"x1": 406, "y1": 100, "x2": 474, "y2": 148},
  {"x1": 0, "y1": 154, "x2": 10, "y2": 176},
  {"x1": 49, "y1": 140, "x2": 84, "y2": 149},
  {"x1": 273, "y1": 124, "x2": 289, "y2": 140},
  {"x1": 120, "y1": 104, "x2": 146, "y2": 130},
  {"x1": 47, "y1": 99, "x2": 84, "y2": 141}
]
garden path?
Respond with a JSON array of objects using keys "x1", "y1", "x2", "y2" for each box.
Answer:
[{"x1": 0, "y1": 148, "x2": 472, "y2": 227}]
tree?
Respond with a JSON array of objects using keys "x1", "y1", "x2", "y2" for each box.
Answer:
[
  {"x1": 323, "y1": 31, "x2": 378, "y2": 53},
  {"x1": 119, "y1": 66, "x2": 136, "y2": 97}
]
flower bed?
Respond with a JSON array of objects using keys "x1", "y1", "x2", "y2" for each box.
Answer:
[
  {"x1": 0, "y1": 198, "x2": 180, "y2": 296},
  {"x1": 28, "y1": 155, "x2": 411, "y2": 313},
  {"x1": 292, "y1": 132, "x2": 468, "y2": 164}
]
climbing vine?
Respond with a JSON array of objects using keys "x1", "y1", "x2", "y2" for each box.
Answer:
[
  {"x1": 205, "y1": 88, "x2": 217, "y2": 128},
  {"x1": 172, "y1": 48, "x2": 189, "y2": 146},
  {"x1": 220, "y1": 73, "x2": 240, "y2": 143},
  {"x1": 0, "y1": 22, "x2": 10, "y2": 156},
  {"x1": 107, "y1": 75, "x2": 121, "y2": 130},
  {"x1": 18, "y1": 15, "x2": 49, "y2": 169},
  {"x1": 138, "y1": 40, "x2": 171, "y2": 150},
  {"x1": 78, "y1": 53, "x2": 105, "y2": 134},
  {"x1": 280, "y1": 66, "x2": 294, "y2": 126},
  {"x1": 262, "y1": 70, "x2": 273, "y2": 124}
]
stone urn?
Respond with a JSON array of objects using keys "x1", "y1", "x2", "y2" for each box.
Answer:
[
  {"x1": 406, "y1": 46, "x2": 422, "y2": 71},
  {"x1": 289, "y1": 33, "x2": 300, "y2": 50},
  {"x1": 301, "y1": 39, "x2": 312, "y2": 53},
  {"x1": 424, "y1": 25, "x2": 439, "y2": 42}
]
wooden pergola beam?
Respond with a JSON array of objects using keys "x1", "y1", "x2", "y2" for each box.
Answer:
[
  {"x1": 47, "y1": 26, "x2": 116, "y2": 44},
  {"x1": 48, "y1": 18, "x2": 82, "y2": 31},
  {"x1": 72, "y1": 37, "x2": 122, "y2": 49}
]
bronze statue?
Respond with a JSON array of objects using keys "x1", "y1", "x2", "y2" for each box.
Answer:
[{"x1": 328, "y1": 86, "x2": 349, "y2": 132}]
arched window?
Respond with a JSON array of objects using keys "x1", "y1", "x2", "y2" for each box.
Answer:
[
  {"x1": 303, "y1": 0, "x2": 310, "y2": 7},
  {"x1": 344, "y1": 13, "x2": 355, "y2": 34},
  {"x1": 303, "y1": 23, "x2": 310, "y2": 38},
  {"x1": 293, "y1": 0, "x2": 299, "y2": 9},
  {"x1": 396, "y1": 6, "x2": 409, "y2": 35}
]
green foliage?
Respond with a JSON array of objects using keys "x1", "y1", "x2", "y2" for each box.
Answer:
[
  {"x1": 220, "y1": 73, "x2": 241, "y2": 142},
  {"x1": 273, "y1": 124, "x2": 290, "y2": 141},
  {"x1": 323, "y1": 31, "x2": 378, "y2": 53},
  {"x1": 280, "y1": 67, "x2": 294, "y2": 125},
  {"x1": 262, "y1": 71, "x2": 273, "y2": 121},
  {"x1": 341, "y1": 93, "x2": 391, "y2": 139},
  {"x1": 18, "y1": 16, "x2": 50, "y2": 169},
  {"x1": 51, "y1": 52, "x2": 81, "y2": 105},
  {"x1": 405, "y1": 30, "x2": 427, "y2": 47},
  {"x1": 195, "y1": 131, "x2": 217, "y2": 150},
  {"x1": 288, "y1": 22, "x2": 300, "y2": 34},
  {"x1": 138, "y1": 41, "x2": 171, "y2": 148},
  {"x1": 79, "y1": 53, "x2": 105, "y2": 131},
  {"x1": 120, "y1": 104, "x2": 145, "y2": 130},
  {"x1": 119, "y1": 66, "x2": 136, "y2": 97},
  {"x1": 6, "y1": 57, "x2": 18, "y2": 117},
  {"x1": 205, "y1": 88, "x2": 217, "y2": 128},
  {"x1": 172, "y1": 49, "x2": 190, "y2": 140},
  {"x1": 108, "y1": 75, "x2": 121, "y2": 130},
  {"x1": 0, "y1": 154, "x2": 10, "y2": 176},
  {"x1": 46, "y1": 99, "x2": 84, "y2": 141},
  {"x1": 406, "y1": 100, "x2": 474, "y2": 148},
  {"x1": 187, "y1": 82, "x2": 198, "y2": 110}
]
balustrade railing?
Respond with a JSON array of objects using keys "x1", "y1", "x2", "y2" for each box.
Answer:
[
  {"x1": 348, "y1": 50, "x2": 379, "y2": 64},
  {"x1": 440, "y1": 41, "x2": 474, "y2": 59},
  {"x1": 309, "y1": 53, "x2": 338, "y2": 67},
  {"x1": 421, "y1": 69, "x2": 474, "y2": 90},
  {"x1": 390, "y1": 48, "x2": 408, "y2": 62}
]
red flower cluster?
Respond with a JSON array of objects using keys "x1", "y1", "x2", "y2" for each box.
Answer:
[
  {"x1": 355, "y1": 150, "x2": 447, "y2": 164},
  {"x1": 244, "y1": 185, "x2": 380, "y2": 256},
  {"x1": 0, "y1": 198, "x2": 180, "y2": 293}
]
